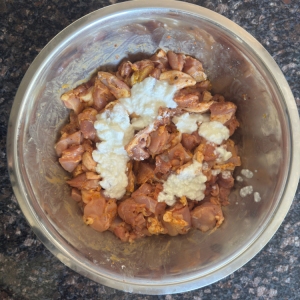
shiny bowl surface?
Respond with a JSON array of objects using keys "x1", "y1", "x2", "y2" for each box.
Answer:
[{"x1": 7, "y1": 0, "x2": 300, "y2": 294}]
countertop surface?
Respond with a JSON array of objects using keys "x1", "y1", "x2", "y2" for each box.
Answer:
[{"x1": 0, "y1": 0, "x2": 300, "y2": 299}]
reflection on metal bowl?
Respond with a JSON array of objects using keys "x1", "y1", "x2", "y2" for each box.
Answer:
[{"x1": 7, "y1": 0, "x2": 300, "y2": 295}]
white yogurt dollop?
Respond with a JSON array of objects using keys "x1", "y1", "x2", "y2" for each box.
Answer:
[
  {"x1": 214, "y1": 146, "x2": 232, "y2": 163},
  {"x1": 119, "y1": 77, "x2": 177, "y2": 131},
  {"x1": 158, "y1": 160, "x2": 207, "y2": 206},
  {"x1": 198, "y1": 121, "x2": 230, "y2": 145},
  {"x1": 241, "y1": 169, "x2": 254, "y2": 178},
  {"x1": 172, "y1": 112, "x2": 210, "y2": 134},
  {"x1": 240, "y1": 185, "x2": 253, "y2": 198},
  {"x1": 254, "y1": 192, "x2": 261, "y2": 202},
  {"x1": 236, "y1": 175, "x2": 244, "y2": 182},
  {"x1": 92, "y1": 103, "x2": 134, "y2": 199}
]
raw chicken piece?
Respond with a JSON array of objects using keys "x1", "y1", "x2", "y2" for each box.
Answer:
[
  {"x1": 211, "y1": 94, "x2": 225, "y2": 103},
  {"x1": 203, "y1": 142, "x2": 217, "y2": 162},
  {"x1": 160, "y1": 71, "x2": 196, "y2": 90},
  {"x1": 131, "y1": 66, "x2": 154, "y2": 86},
  {"x1": 163, "y1": 130, "x2": 182, "y2": 151},
  {"x1": 167, "y1": 143, "x2": 193, "y2": 164},
  {"x1": 193, "y1": 140, "x2": 219, "y2": 164},
  {"x1": 204, "y1": 183, "x2": 212, "y2": 196},
  {"x1": 55, "y1": 131, "x2": 82, "y2": 157},
  {"x1": 78, "y1": 86, "x2": 94, "y2": 107},
  {"x1": 81, "y1": 189, "x2": 96, "y2": 204},
  {"x1": 85, "y1": 172, "x2": 101, "y2": 180},
  {"x1": 210, "y1": 183, "x2": 219, "y2": 197},
  {"x1": 59, "y1": 145, "x2": 84, "y2": 172},
  {"x1": 148, "y1": 126, "x2": 170, "y2": 155},
  {"x1": 225, "y1": 140, "x2": 241, "y2": 165},
  {"x1": 207, "y1": 172, "x2": 218, "y2": 185},
  {"x1": 162, "y1": 203, "x2": 191, "y2": 236},
  {"x1": 150, "y1": 68, "x2": 161, "y2": 79},
  {"x1": 78, "y1": 108, "x2": 98, "y2": 140},
  {"x1": 82, "y1": 139, "x2": 94, "y2": 154},
  {"x1": 61, "y1": 90, "x2": 84, "y2": 114},
  {"x1": 134, "y1": 195, "x2": 166, "y2": 215},
  {"x1": 219, "y1": 187, "x2": 231, "y2": 205},
  {"x1": 167, "y1": 51, "x2": 185, "y2": 71},
  {"x1": 61, "y1": 111, "x2": 80, "y2": 135},
  {"x1": 150, "y1": 49, "x2": 169, "y2": 71},
  {"x1": 116, "y1": 61, "x2": 133, "y2": 87},
  {"x1": 72, "y1": 163, "x2": 84, "y2": 178},
  {"x1": 154, "y1": 142, "x2": 192, "y2": 174},
  {"x1": 131, "y1": 183, "x2": 152, "y2": 198},
  {"x1": 83, "y1": 193, "x2": 117, "y2": 232},
  {"x1": 118, "y1": 198, "x2": 146, "y2": 227},
  {"x1": 82, "y1": 151, "x2": 97, "y2": 172},
  {"x1": 217, "y1": 171, "x2": 234, "y2": 189},
  {"x1": 210, "y1": 102, "x2": 237, "y2": 124},
  {"x1": 202, "y1": 91, "x2": 213, "y2": 102},
  {"x1": 71, "y1": 188, "x2": 82, "y2": 202},
  {"x1": 226, "y1": 117, "x2": 239, "y2": 136},
  {"x1": 130, "y1": 60, "x2": 155, "y2": 86},
  {"x1": 191, "y1": 202, "x2": 224, "y2": 232},
  {"x1": 117, "y1": 61, "x2": 133, "y2": 78},
  {"x1": 109, "y1": 217, "x2": 132, "y2": 242},
  {"x1": 196, "y1": 80, "x2": 211, "y2": 91},
  {"x1": 150, "y1": 183, "x2": 164, "y2": 201},
  {"x1": 172, "y1": 82, "x2": 212, "y2": 108},
  {"x1": 132, "y1": 59, "x2": 154, "y2": 71},
  {"x1": 72, "y1": 84, "x2": 88, "y2": 95},
  {"x1": 93, "y1": 78, "x2": 115, "y2": 111},
  {"x1": 97, "y1": 71, "x2": 131, "y2": 99},
  {"x1": 177, "y1": 82, "x2": 207, "y2": 97},
  {"x1": 183, "y1": 101, "x2": 215, "y2": 113},
  {"x1": 136, "y1": 162, "x2": 155, "y2": 185},
  {"x1": 183, "y1": 56, "x2": 207, "y2": 82},
  {"x1": 181, "y1": 131, "x2": 202, "y2": 151},
  {"x1": 133, "y1": 225, "x2": 152, "y2": 239},
  {"x1": 66, "y1": 173, "x2": 99, "y2": 190},
  {"x1": 60, "y1": 79, "x2": 96, "y2": 113},
  {"x1": 173, "y1": 92, "x2": 199, "y2": 108},
  {"x1": 147, "y1": 216, "x2": 167, "y2": 235},
  {"x1": 154, "y1": 155, "x2": 172, "y2": 174},
  {"x1": 126, "y1": 161, "x2": 135, "y2": 193}
]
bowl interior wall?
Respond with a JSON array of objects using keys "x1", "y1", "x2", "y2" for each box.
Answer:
[{"x1": 21, "y1": 10, "x2": 289, "y2": 283}]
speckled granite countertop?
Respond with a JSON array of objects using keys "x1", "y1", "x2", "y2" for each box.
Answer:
[{"x1": 0, "y1": 0, "x2": 300, "y2": 299}]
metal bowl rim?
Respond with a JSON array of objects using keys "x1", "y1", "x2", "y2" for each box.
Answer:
[{"x1": 7, "y1": 0, "x2": 300, "y2": 294}]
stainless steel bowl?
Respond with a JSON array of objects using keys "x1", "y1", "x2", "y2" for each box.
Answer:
[{"x1": 7, "y1": 0, "x2": 300, "y2": 294}]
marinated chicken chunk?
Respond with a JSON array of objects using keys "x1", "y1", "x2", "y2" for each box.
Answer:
[
  {"x1": 183, "y1": 56, "x2": 207, "y2": 82},
  {"x1": 59, "y1": 145, "x2": 84, "y2": 172},
  {"x1": 162, "y1": 203, "x2": 191, "y2": 236},
  {"x1": 55, "y1": 131, "x2": 82, "y2": 157},
  {"x1": 191, "y1": 202, "x2": 224, "y2": 232},
  {"x1": 83, "y1": 193, "x2": 117, "y2": 232},
  {"x1": 167, "y1": 51, "x2": 185, "y2": 71}
]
